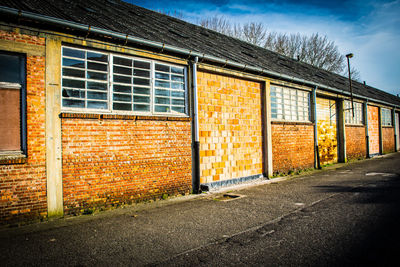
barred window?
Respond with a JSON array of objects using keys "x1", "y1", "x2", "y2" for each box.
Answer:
[
  {"x1": 61, "y1": 46, "x2": 187, "y2": 116},
  {"x1": 344, "y1": 100, "x2": 363, "y2": 125},
  {"x1": 270, "y1": 85, "x2": 310, "y2": 121},
  {"x1": 381, "y1": 108, "x2": 392, "y2": 126}
]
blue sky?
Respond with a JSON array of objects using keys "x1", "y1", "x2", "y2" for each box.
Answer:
[{"x1": 126, "y1": 0, "x2": 400, "y2": 96}]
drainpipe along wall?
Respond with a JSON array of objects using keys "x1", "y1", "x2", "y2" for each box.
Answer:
[
  {"x1": 191, "y1": 57, "x2": 200, "y2": 193},
  {"x1": 364, "y1": 101, "x2": 370, "y2": 158},
  {"x1": 312, "y1": 87, "x2": 321, "y2": 169}
]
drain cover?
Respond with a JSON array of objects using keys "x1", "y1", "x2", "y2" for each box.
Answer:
[{"x1": 213, "y1": 193, "x2": 246, "y2": 202}]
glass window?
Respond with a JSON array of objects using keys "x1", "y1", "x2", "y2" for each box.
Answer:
[
  {"x1": 345, "y1": 101, "x2": 363, "y2": 125},
  {"x1": 62, "y1": 47, "x2": 109, "y2": 110},
  {"x1": 61, "y1": 47, "x2": 187, "y2": 116},
  {"x1": 0, "y1": 52, "x2": 26, "y2": 154},
  {"x1": 381, "y1": 108, "x2": 392, "y2": 126},
  {"x1": 270, "y1": 85, "x2": 310, "y2": 121}
]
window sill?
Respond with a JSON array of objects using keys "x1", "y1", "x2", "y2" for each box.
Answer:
[
  {"x1": 59, "y1": 112, "x2": 191, "y2": 122},
  {"x1": 0, "y1": 152, "x2": 27, "y2": 165},
  {"x1": 345, "y1": 124, "x2": 365, "y2": 128},
  {"x1": 271, "y1": 120, "x2": 314, "y2": 126},
  {"x1": 382, "y1": 125, "x2": 393, "y2": 128}
]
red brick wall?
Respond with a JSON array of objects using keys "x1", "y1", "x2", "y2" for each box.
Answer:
[
  {"x1": 345, "y1": 126, "x2": 366, "y2": 160},
  {"x1": 0, "y1": 30, "x2": 47, "y2": 225},
  {"x1": 368, "y1": 105, "x2": 380, "y2": 154},
  {"x1": 197, "y1": 71, "x2": 263, "y2": 183},
  {"x1": 61, "y1": 118, "x2": 192, "y2": 215},
  {"x1": 382, "y1": 127, "x2": 394, "y2": 153},
  {"x1": 271, "y1": 122, "x2": 314, "y2": 173}
]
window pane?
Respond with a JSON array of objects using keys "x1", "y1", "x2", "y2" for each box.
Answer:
[
  {"x1": 87, "y1": 91, "x2": 107, "y2": 100},
  {"x1": 114, "y1": 75, "x2": 131, "y2": 84},
  {"x1": 134, "y1": 104, "x2": 150, "y2": 112},
  {"x1": 155, "y1": 105, "x2": 169, "y2": 112},
  {"x1": 62, "y1": 79, "x2": 85, "y2": 88},
  {"x1": 0, "y1": 53, "x2": 23, "y2": 83},
  {"x1": 113, "y1": 93, "x2": 131, "y2": 102},
  {"x1": 63, "y1": 68, "x2": 85, "y2": 78},
  {"x1": 171, "y1": 91, "x2": 184, "y2": 98},
  {"x1": 155, "y1": 64, "x2": 169, "y2": 72},
  {"x1": 133, "y1": 78, "x2": 150, "y2": 86},
  {"x1": 134, "y1": 61, "x2": 150, "y2": 69},
  {"x1": 87, "y1": 62, "x2": 107, "y2": 71},
  {"x1": 155, "y1": 89, "x2": 170, "y2": 96},
  {"x1": 114, "y1": 57, "x2": 132, "y2": 66},
  {"x1": 171, "y1": 75, "x2": 184, "y2": 82},
  {"x1": 63, "y1": 58, "x2": 84, "y2": 68},
  {"x1": 155, "y1": 97, "x2": 170, "y2": 104},
  {"x1": 62, "y1": 89, "x2": 83, "y2": 98},
  {"x1": 171, "y1": 82, "x2": 184, "y2": 90},
  {"x1": 62, "y1": 99, "x2": 85, "y2": 108},
  {"x1": 114, "y1": 66, "x2": 131, "y2": 75},
  {"x1": 172, "y1": 99, "x2": 184, "y2": 105},
  {"x1": 87, "y1": 71, "x2": 107, "y2": 81},
  {"x1": 87, "y1": 101, "x2": 107, "y2": 109},
  {"x1": 87, "y1": 52, "x2": 108, "y2": 62},
  {"x1": 155, "y1": 72, "x2": 169, "y2": 80},
  {"x1": 171, "y1": 106, "x2": 185, "y2": 113},
  {"x1": 133, "y1": 87, "x2": 150, "y2": 95},
  {"x1": 114, "y1": 85, "x2": 131, "y2": 93},
  {"x1": 133, "y1": 69, "x2": 150, "y2": 78},
  {"x1": 155, "y1": 80, "x2": 170, "y2": 88},
  {"x1": 134, "y1": 96, "x2": 150, "y2": 103},
  {"x1": 171, "y1": 67, "x2": 183, "y2": 74},
  {"x1": 113, "y1": 102, "x2": 131, "y2": 111},
  {"x1": 63, "y1": 47, "x2": 85, "y2": 58},
  {"x1": 87, "y1": 82, "x2": 107, "y2": 91}
]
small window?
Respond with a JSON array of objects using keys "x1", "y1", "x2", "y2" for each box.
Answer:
[
  {"x1": 381, "y1": 108, "x2": 392, "y2": 126},
  {"x1": 270, "y1": 85, "x2": 310, "y2": 121},
  {"x1": 0, "y1": 51, "x2": 26, "y2": 155},
  {"x1": 345, "y1": 100, "x2": 363, "y2": 125},
  {"x1": 61, "y1": 47, "x2": 188, "y2": 116}
]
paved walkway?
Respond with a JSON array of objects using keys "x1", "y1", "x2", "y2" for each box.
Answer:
[{"x1": 1, "y1": 153, "x2": 399, "y2": 266}]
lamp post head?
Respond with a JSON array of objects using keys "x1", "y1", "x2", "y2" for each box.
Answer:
[{"x1": 346, "y1": 53, "x2": 354, "y2": 58}]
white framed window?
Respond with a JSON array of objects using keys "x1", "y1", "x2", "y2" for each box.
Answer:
[
  {"x1": 61, "y1": 46, "x2": 187, "y2": 116},
  {"x1": 270, "y1": 85, "x2": 310, "y2": 121},
  {"x1": 381, "y1": 108, "x2": 392, "y2": 126},
  {"x1": 344, "y1": 100, "x2": 363, "y2": 125}
]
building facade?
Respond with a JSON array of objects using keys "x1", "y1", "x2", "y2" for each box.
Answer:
[{"x1": 0, "y1": 0, "x2": 399, "y2": 225}]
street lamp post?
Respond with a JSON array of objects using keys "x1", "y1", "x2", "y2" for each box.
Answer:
[{"x1": 346, "y1": 53, "x2": 354, "y2": 117}]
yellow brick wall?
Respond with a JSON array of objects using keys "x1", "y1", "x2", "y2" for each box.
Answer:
[
  {"x1": 197, "y1": 71, "x2": 263, "y2": 183},
  {"x1": 316, "y1": 97, "x2": 338, "y2": 165}
]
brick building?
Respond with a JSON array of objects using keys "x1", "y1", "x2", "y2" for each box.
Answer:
[{"x1": 0, "y1": 0, "x2": 399, "y2": 225}]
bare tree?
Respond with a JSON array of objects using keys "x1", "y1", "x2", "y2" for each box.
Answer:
[
  {"x1": 198, "y1": 16, "x2": 232, "y2": 36},
  {"x1": 242, "y1": 22, "x2": 267, "y2": 46},
  {"x1": 196, "y1": 16, "x2": 360, "y2": 79},
  {"x1": 156, "y1": 9, "x2": 184, "y2": 20}
]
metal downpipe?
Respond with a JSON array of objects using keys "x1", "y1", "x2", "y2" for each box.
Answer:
[
  {"x1": 313, "y1": 87, "x2": 321, "y2": 169},
  {"x1": 364, "y1": 101, "x2": 370, "y2": 158},
  {"x1": 191, "y1": 57, "x2": 201, "y2": 194}
]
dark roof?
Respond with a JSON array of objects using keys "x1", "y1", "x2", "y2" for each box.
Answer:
[{"x1": 0, "y1": 0, "x2": 399, "y2": 107}]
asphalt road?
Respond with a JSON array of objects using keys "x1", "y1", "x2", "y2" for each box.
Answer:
[{"x1": 1, "y1": 153, "x2": 400, "y2": 266}]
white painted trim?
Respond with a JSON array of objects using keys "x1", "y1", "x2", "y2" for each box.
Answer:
[{"x1": 0, "y1": 82, "x2": 21, "y2": 89}]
